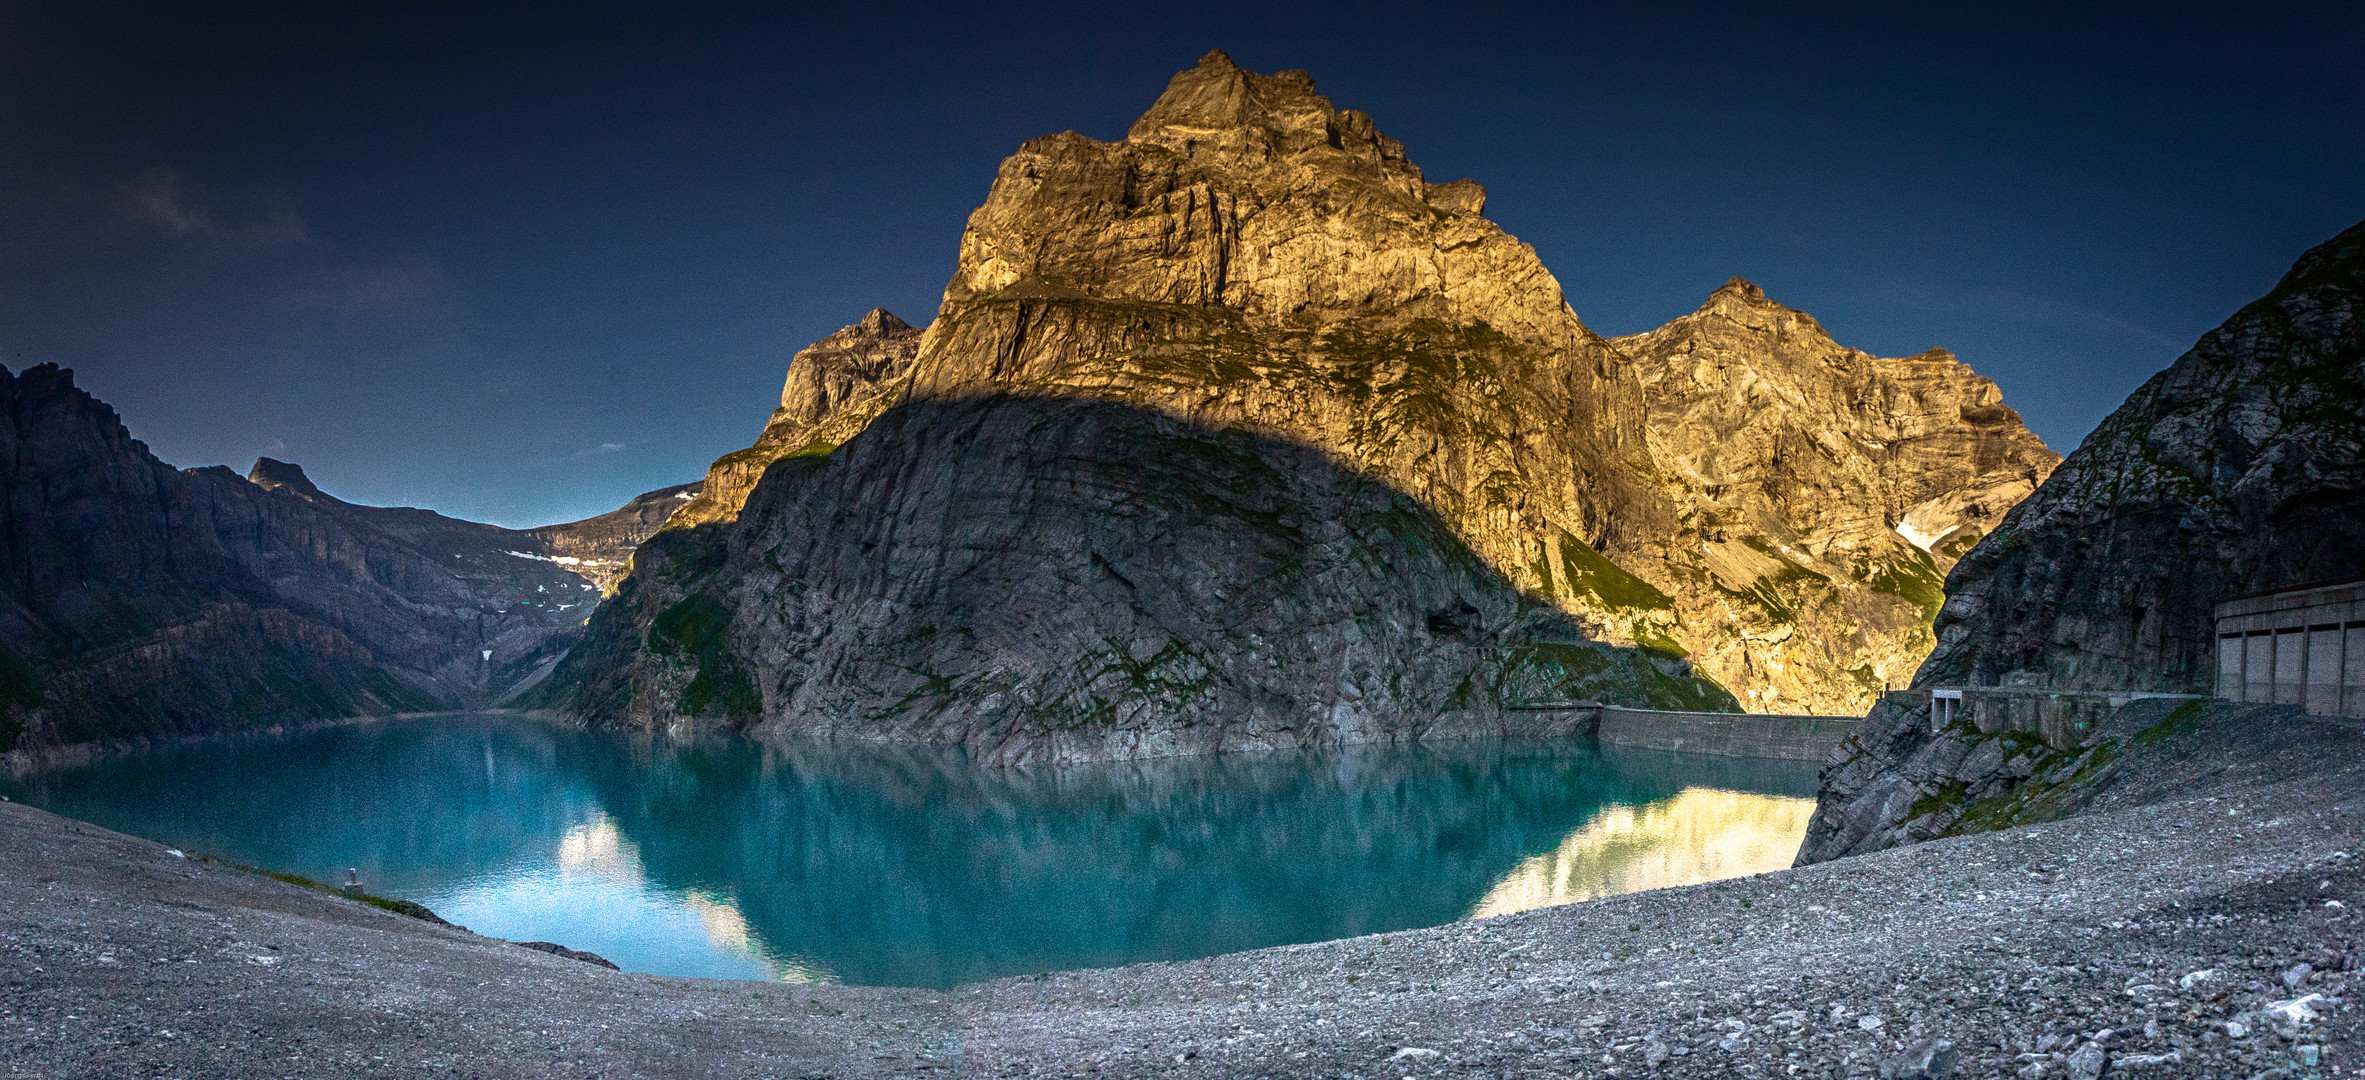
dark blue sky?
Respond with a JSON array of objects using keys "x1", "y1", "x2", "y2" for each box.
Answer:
[{"x1": 2, "y1": 2, "x2": 2358, "y2": 527}]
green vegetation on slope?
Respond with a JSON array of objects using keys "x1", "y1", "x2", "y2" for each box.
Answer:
[
  {"x1": 649, "y1": 592, "x2": 762, "y2": 719},
  {"x1": 1861, "y1": 547, "x2": 1948, "y2": 620}
]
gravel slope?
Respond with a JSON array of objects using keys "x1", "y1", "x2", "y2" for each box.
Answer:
[{"x1": 3, "y1": 707, "x2": 2358, "y2": 1078}]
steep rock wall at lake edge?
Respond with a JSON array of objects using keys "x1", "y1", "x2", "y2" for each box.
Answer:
[
  {"x1": 1799, "y1": 218, "x2": 2365, "y2": 864},
  {"x1": 646, "y1": 51, "x2": 2051, "y2": 713},
  {"x1": 531, "y1": 397, "x2": 1734, "y2": 764}
]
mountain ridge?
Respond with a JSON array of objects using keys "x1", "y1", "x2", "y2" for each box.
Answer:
[
  {"x1": 1797, "y1": 217, "x2": 2365, "y2": 863},
  {"x1": 0, "y1": 363, "x2": 690, "y2": 759},
  {"x1": 538, "y1": 53, "x2": 2057, "y2": 746},
  {"x1": 653, "y1": 54, "x2": 2056, "y2": 714}
]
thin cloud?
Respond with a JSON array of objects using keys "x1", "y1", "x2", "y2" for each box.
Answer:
[
  {"x1": 1971, "y1": 286, "x2": 2185, "y2": 351},
  {"x1": 1879, "y1": 279, "x2": 2184, "y2": 351},
  {"x1": 120, "y1": 169, "x2": 311, "y2": 247},
  {"x1": 542, "y1": 441, "x2": 631, "y2": 465}
]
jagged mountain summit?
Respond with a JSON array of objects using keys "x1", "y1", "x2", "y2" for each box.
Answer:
[
  {"x1": 672, "y1": 308, "x2": 919, "y2": 528},
  {"x1": 1797, "y1": 218, "x2": 2365, "y2": 863},
  {"x1": 1613, "y1": 278, "x2": 2059, "y2": 710},
  {"x1": 679, "y1": 47, "x2": 1672, "y2": 588},
  {"x1": 654, "y1": 52, "x2": 2051, "y2": 714},
  {"x1": 533, "y1": 52, "x2": 2051, "y2": 753},
  {"x1": 0, "y1": 364, "x2": 688, "y2": 759}
]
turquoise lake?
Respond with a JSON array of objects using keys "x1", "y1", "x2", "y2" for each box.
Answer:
[{"x1": 1, "y1": 715, "x2": 1817, "y2": 989}]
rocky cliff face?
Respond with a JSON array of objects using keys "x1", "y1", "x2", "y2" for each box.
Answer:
[
  {"x1": 1919, "y1": 219, "x2": 2365, "y2": 694},
  {"x1": 1613, "y1": 280, "x2": 2058, "y2": 710},
  {"x1": 0, "y1": 364, "x2": 685, "y2": 757},
  {"x1": 1798, "y1": 219, "x2": 2365, "y2": 863},
  {"x1": 647, "y1": 52, "x2": 2050, "y2": 715},
  {"x1": 679, "y1": 51, "x2": 1673, "y2": 604},
  {"x1": 532, "y1": 397, "x2": 1732, "y2": 764},
  {"x1": 526, "y1": 481, "x2": 702, "y2": 592},
  {"x1": 671, "y1": 309, "x2": 918, "y2": 529}
]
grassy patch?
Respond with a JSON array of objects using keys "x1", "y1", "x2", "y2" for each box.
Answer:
[
  {"x1": 1946, "y1": 741, "x2": 2120, "y2": 835},
  {"x1": 649, "y1": 592, "x2": 762, "y2": 718},
  {"x1": 708, "y1": 443, "x2": 782, "y2": 472},
  {"x1": 1906, "y1": 780, "x2": 1969, "y2": 824},
  {"x1": 1495, "y1": 641, "x2": 1738, "y2": 712},
  {"x1": 1863, "y1": 548, "x2": 1948, "y2": 619},
  {"x1": 254, "y1": 868, "x2": 452, "y2": 925},
  {"x1": 2132, "y1": 698, "x2": 2207, "y2": 745},
  {"x1": 1556, "y1": 535, "x2": 1674, "y2": 613}
]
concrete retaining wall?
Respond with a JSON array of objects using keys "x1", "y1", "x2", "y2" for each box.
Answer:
[
  {"x1": 1593, "y1": 707, "x2": 1859, "y2": 762},
  {"x1": 2215, "y1": 578, "x2": 2365, "y2": 718},
  {"x1": 1918, "y1": 687, "x2": 2208, "y2": 749}
]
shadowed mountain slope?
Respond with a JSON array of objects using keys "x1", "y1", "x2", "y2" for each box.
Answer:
[
  {"x1": 1798, "y1": 218, "x2": 2365, "y2": 864},
  {"x1": 529, "y1": 396, "x2": 1732, "y2": 764},
  {"x1": 651, "y1": 52, "x2": 2051, "y2": 713},
  {"x1": 0, "y1": 364, "x2": 685, "y2": 757}
]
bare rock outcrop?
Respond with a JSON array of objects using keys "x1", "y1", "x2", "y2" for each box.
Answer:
[
  {"x1": 1798, "y1": 218, "x2": 2365, "y2": 864},
  {"x1": 1613, "y1": 279, "x2": 2058, "y2": 711},
  {"x1": 0, "y1": 364, "x2": 687, "y2": 757},
  {"x1": 670, "y1": 308, "x2": 919, "y2": 529},
  {"x1": 646, "y1": 53, "x2": 2054, "y2": 714},
  {"x1": 533, "y1": 397, "x2": 1732, "y2": 764},
  {"x1": 1920, "y1": 218, "x2": 2365, "y2": 693}
]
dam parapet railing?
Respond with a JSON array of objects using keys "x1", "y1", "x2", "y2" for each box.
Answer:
[
  {"x1": 1892, "y1": 686, "x2": 2209, "y2": 749},
  {"x1": 1504, "y1": 701, "x2": 1859, "y2": 762}
]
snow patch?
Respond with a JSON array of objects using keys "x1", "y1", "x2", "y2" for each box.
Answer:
[
  {"x1": 504, "y1": 550, "x2": 587, "y2": 566},
  {"x1": 1893, "y1": 521, "x2": 1946, "y2": 552}
]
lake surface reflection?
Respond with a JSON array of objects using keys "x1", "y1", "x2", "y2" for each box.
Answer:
[{"x1": 2, "y1": 715, "x2": 1814, "y2": 988}]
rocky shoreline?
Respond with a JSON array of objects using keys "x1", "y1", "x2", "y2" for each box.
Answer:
[{"x1": 3, "y1": 700, "x2": 2356, "y2": 1078}]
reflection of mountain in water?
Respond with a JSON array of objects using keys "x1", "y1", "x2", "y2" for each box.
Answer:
[
  {"x1": 0, "y1": 716, "x2": 1815, "y2": 990},
  {"x1": 1466, "y1": 789, "x2": 1816, "y2": 918},
  {"x1": 565, "y1": 734, "x2": 1813, "y2": 987},
  {"x1": 0, "y1": 718, "x2": 604, "y2": 896}
]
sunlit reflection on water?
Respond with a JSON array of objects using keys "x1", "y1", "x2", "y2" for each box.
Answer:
[
  {"x1": 1466, "y1": 788, "x2": 1814, "y2": 919},
  {"x1": 424, "y1": 812, "x2": 837, "y2": 983},
  {"x1": 1, "y1": 717, "x2": 1818, "y2": 988}
]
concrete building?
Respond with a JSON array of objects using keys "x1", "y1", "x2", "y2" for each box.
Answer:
[{"x1": 2215, "y1": 577, "x2": 2365, "y2": 718}]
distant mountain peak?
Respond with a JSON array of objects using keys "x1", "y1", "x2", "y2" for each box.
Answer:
[
  {"x1": 1710, "y1": 276, "x2": 1768, "y2": 303},
  {"x1": 856, "y1": 308, "x2": 911, "y2": 335},
  {"x1": 1678, "y1": 277, "x2": 1844, "y2": 344},
  {"x1": 1126, "y1": 50, "x2": 1335, "y2": 146},
  {"x1": 247, "y1": 457, "x2": 339, "y2": 504}
]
